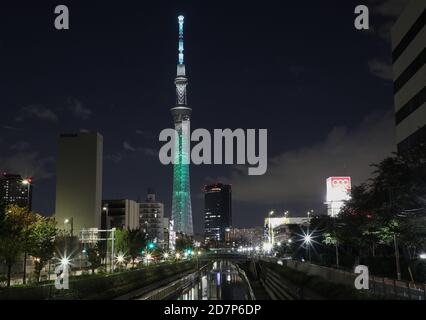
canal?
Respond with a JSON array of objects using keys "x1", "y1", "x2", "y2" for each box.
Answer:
[{"x1": 176, "y1": 260, "x2": 252, "y2": 300}]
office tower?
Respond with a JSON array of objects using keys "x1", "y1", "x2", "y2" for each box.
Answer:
[
  {"x1": 55, "y1": 132, "x2": 103, "y2": 236},
  {"x1": 101, "y1": 199, "x2": 139, "y2": 230},
  {"x1": 0, "y1": 173, "x2": 32, "y2": 210},
  {"x1": 391, "y1": 1, "x2": 425, "y2": 152},
  {"x1": 170, "y1": 15, "x2": 194, "y2": 236},
  {"x1": 139, "y1": 190, "x2": 164, "y2": 243},
  {"x1": 204, "y1": 183, "x2": 232, "y2": 244}
]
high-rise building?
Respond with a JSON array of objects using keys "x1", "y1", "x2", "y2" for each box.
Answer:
[
  {"x1": 163, "y1": 217, "x2": 170, "y2": 248},
  {"x1": 55, "y1": 132, "x2": 103, "y2": 236},
  {"x1": 139, "y1": 190, "x2": 164, "y2": 243},
  {"x1": 391, "y1": 1, "x2": 425, "y2": 153},
  {"x1": 204, "y1": 183, "x2": 232, "y2": 244},
  {"x1": 101, "y1": 199, "x2": 139, "y2": 230},
  {"x1": 170, "y1": 15, "x2": 193, "y2": 236},
  {"x1": 0, "y1": 173, "x2": 32, "y2": 211}
]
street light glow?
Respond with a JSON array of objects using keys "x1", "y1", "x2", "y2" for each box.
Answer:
[
  {"x1": 60, "y1": 257, "x2": 70, "y2": 266},
  {"x1": 303, "y1": 234, "x2": 312, "y2": 244},
  {"x1": 420, "y1": 253, "x2": 426, "y2": 260},
  {"x1": 116, "y1": 253, "x2": 125, "y2": 264},
  {"x1": 263, "y1": 242, "x2": 273, "y2": 252}
]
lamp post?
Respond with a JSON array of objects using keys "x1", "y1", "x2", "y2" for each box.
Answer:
[
  {"x1": 21, "y1": 178, "x2": 32, "y2": 285},
  {"x1": 307, "y1": 209, "x2": 314, "y2": 224},
  {"x1": 111, "y1": 228, "x2": 116, "y2": 272},
  {"x1": 303, "y1": 233, "x2": 312, "y2": 263},
  {"x1": 268, "y1": 210, "x2": 274, "y2": 246},
  {"x1": 394, "y1": 233, "x2": 401, "y2": 281},
  {"x1": 64, "y1": 217, "x2": 74, "y2": 237}
]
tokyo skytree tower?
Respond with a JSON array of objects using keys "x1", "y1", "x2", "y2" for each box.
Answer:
[{"x1": 170, "y1": 15, "x2": 193, "y2": 236}]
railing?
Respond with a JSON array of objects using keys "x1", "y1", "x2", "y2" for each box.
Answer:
[
  {"x1": 369, "y1": 275, "x2": 426, "y2": 300},
  {"x1": 268, "y1": 257, "x2": 426, "y2": 300}
]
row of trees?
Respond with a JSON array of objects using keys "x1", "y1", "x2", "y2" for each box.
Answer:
[
  {"x1": 275, "y1": 142, "x2": 425, "y2": 280},
  {"x1": 313, "y1": 142, "x2": 425, "y2": 278},
  {"x1": 0, "y1": 205, "x2": 57, "y2": 287}
]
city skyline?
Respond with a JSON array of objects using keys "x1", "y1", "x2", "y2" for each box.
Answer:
[
  {"x1": 0, "y1": 0, "x2": 409, "y2": 233},
  {"x1": 0, "y1": 0, "x2": 424, "y2": 304}
]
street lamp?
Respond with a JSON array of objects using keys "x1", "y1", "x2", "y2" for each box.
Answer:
[
  {"x1": 420, "y1": 253, "x2": 426, "y2": 260},
  {"x1": 21, "y1": 178, "x2": 32, "y2": 285},
  {"x1": 64, "y1": 217, "x2": 74, "y2": 237},
  {"x1": 302, "y1": 232, "x2": 313, "y2": 263},
  {"x1": 22, "y1": 178, "x2": 32, "y2": 210},
  {"x1": 60, "y1": 256, "x2": 70, "y2": 267}
]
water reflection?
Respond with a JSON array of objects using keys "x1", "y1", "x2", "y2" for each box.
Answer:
[{"x1": 178, "y1": 260, "x2": 249, "y2": 300}]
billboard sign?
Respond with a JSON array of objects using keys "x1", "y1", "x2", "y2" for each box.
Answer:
[{"x1": 326, "y1": 177, "x2": 351, "y2": 202}]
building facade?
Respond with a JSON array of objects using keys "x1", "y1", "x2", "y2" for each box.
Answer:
[
  {"x1": 139, "y1": 190, "x2": 164, "y2": 243},
  {"x1": 391, "y1": 1, "x2": 425, "y2": 152},
  {"x1": 204, "y1": 183, "x2": 232, "y2": 244},
  {"x1": 264, "y1": 216, "x2": 308, "y2": 245},
  {"x1": 170, "y1": 15, "x2": 194, "y2": 236},
  {"x1": 55, "y1": 132, "x2": 103, "y2": 236},
  {"x1": 101, "y1": 199, "x2": 139, "y2": 230},
  {"x1": 0, "y1": 173, "x2": 32, "y2": 211}
]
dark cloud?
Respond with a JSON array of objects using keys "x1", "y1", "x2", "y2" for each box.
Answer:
[
  {"x1": 365, "y1": 0, "x2": 410, "y2": 42},
  {"x1": 368, "y1": 58, "x2": 393, "y2": 80},
  {"x1": 66, "y1": 97, "x2": 92, "y2": 120},
  {"x1": 0, "y1": 152, "x2": 54, "y2": 180},
  {"x1": 15, "y1": 105, "x2": 58, "y2": 123},
  {"x1": 135, "y1": 130, "x2": 156, "y2": 140},
  {"x1": 369, "y1": 0, "x2": 410, "y2": 17},
  {"x1": 123, "y1": 141, "x2": 156, "y2": 156},
  {"x1": 106, "y1": 153, "x2": 124, "y2": 164},
  {"x1": 10, "y1": 141, "x2": 31, "y2": 151},
  {"x1": 2, "y1": 125, "x2": 23, "y2": 131},
  {"x1": 123, "y1": 141, "x2": 137, "y2": 152},
  {"x1": 228, "y1": 111, "x2": 396, "y2": 207}
]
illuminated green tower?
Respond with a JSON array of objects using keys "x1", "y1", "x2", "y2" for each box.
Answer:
[{"x1": 170, "y1": 15, "x2": 193, "y2": 236}]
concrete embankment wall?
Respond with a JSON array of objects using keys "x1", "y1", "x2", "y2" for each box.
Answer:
[{"x1": 0, "y1": 261, "x2": 195, "y2": 300}]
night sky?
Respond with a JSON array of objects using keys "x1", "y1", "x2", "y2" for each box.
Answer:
[{"x1": 0, "y1": 0, "x2": 408, "y2": 233}]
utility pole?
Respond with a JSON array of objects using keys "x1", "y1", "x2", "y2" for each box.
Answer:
[
  {"x1": 111, "y1": 228, "x2": 116, "y2": 273},
  {"x1": 335, "y1": 242, "x2": 339, "y2": 268},
  {"x1": 394, "y1": 233, "x2": 401, "y2": 281},
  {"x1": 388, "y1": 187, "x2": 402, "y2": 281},
  {"x1": 22, "y1": 178, "x2": 31, "y2": 285}
]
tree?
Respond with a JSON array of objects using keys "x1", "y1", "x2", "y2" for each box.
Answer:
[
  {"x1": 333, "y1": 141, "x2": 426, "y2": 268},
  {"x1": 27, "y1": 215, "x2": 57, "y2": 282},
  {"x1": 176, "y1": 234, "x2": 193, "y2": 252},
  {"x1": 86, "y1": 244, "x2": 102, "y2": 274},
  {"x1": 0, "y1": 205, "x2": 34, "y2": 287},
  {"x1": 127, "y1": 228, "x2": 147, "y2": 267},
  {"x1": 113, "y1": 229, "x2": 129, "y2": 254}
]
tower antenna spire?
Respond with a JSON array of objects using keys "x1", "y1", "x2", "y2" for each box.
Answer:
[
  {"x1": 178, "y1": 15, "x2": 184, "y2": 65},
  {"x1": 170, "y1": 15, "x2": 193, "y2": 236}
]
